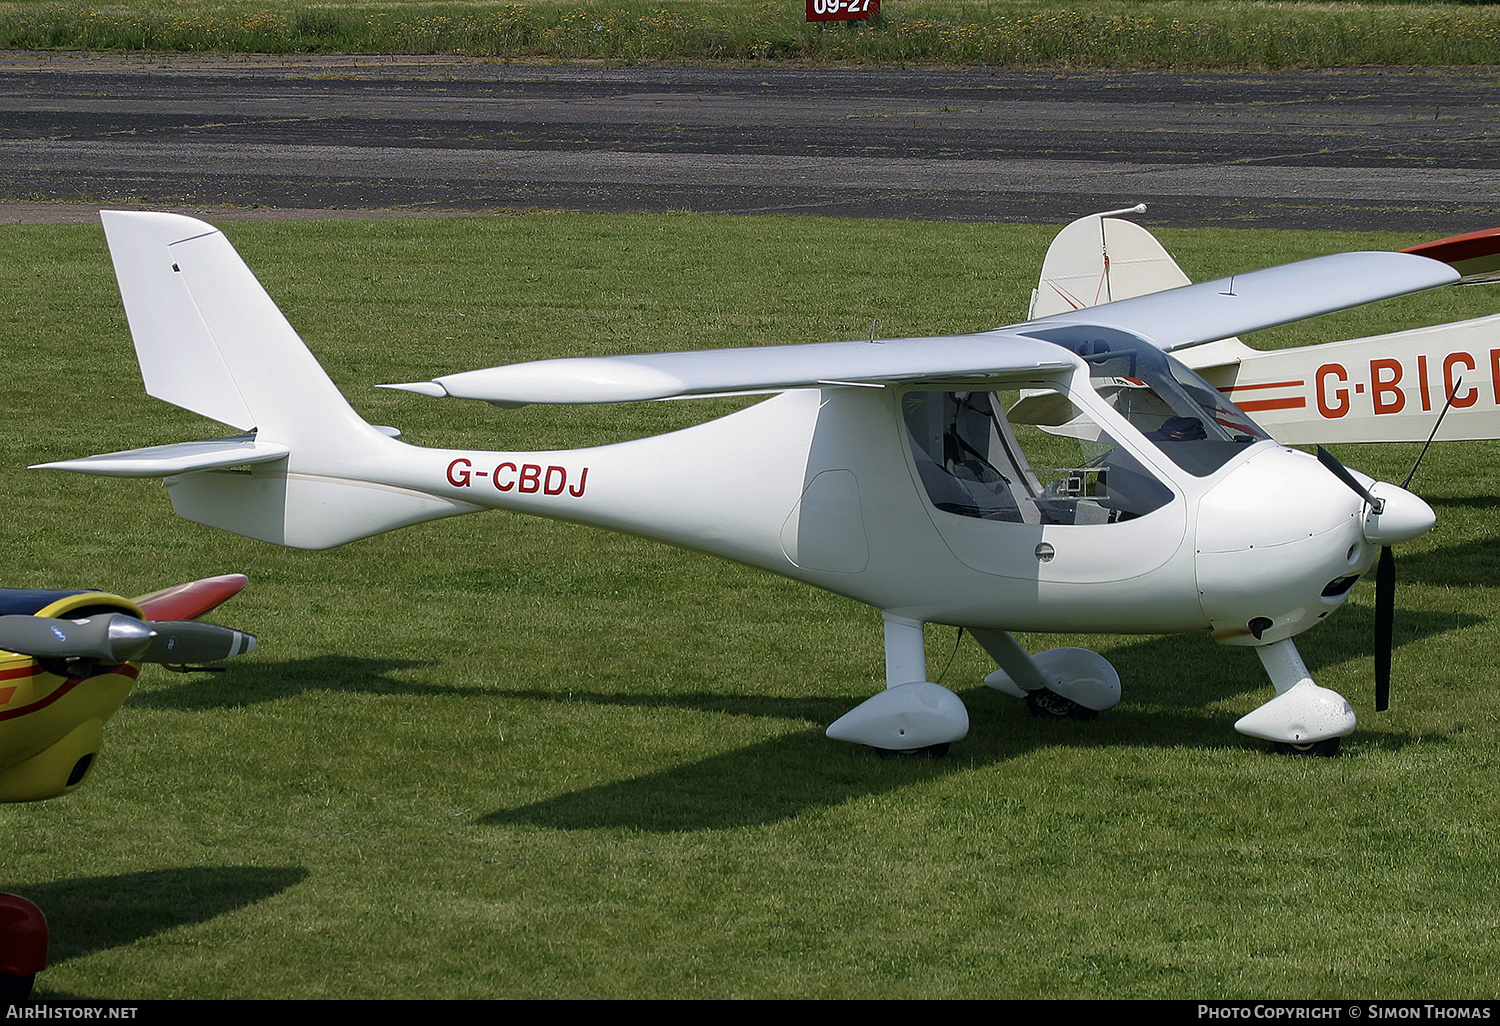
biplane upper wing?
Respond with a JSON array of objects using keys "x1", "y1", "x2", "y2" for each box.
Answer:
[
  {"x1": 131, "y1": 573, "x2": 249, "y2": 621},
  {"x1": 384, "y1": 252, "x2": 1458, "y2": 406}
]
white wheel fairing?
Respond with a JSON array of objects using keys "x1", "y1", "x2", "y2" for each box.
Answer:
[
  {"x1": 825, "y1": 682, "x2": 970, "y2": 751},
  {"x1": 1234, "y1": 680, "x2": 1357, "y2": 744},
  {"x1": 984, "y1": 647, "x2": 1122, "y2": 711}
]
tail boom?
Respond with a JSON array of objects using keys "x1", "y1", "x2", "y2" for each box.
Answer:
[{"x1": 161, "y1": 463, "x2": 484, "y2": 550}]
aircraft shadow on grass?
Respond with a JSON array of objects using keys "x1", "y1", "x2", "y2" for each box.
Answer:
[
  {"x1": 125, "y1": 655, "x2": 448, "y2": 711},
  {"x1": 1398, "y1": 513, "x2": 1500, "y2": 590},
  {"x1": 116, "y1": 534, "x2": 1486, "y2": 833},
  {"x1": 13, "y1": 865, "x2": 307, "y2": 994},
  {"x1": 114, "y1": 555, "x2": 1483, "y2": 834},
  {"x1": 478, "y1": 603, "x2": 1480, "y2": 834}
]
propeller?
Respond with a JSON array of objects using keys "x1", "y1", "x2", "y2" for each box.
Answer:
[
  {"x1": 135, "y1": 619, "x2": 257, "y2": 664},
  {"x1": 0, "y1": 612, "x2": 255, "y2": 666},
  {"x1": 1315, "y1": 445, "x2": 1384, "y2": 514},
  {"x1": 1373, "y1": 544, "x2": 1395, "y2": 711},
  {"x1": 1318, "y1": 445, "x2": 1397, "y2": 711},
  {"x1": 1316, "y1": 382, "x2": 1452, "y2": 714}
]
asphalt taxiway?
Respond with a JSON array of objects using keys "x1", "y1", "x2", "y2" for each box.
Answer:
[{"x1": 1, "y1": 53, "x2": 1496, "y2": 230}]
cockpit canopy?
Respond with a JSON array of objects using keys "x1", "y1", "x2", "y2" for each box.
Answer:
[
  {"x1": 1020, "y1": 325, "x2": 1269, "y2": 477},
  {"x1": 903, "y1": 327, "x2": 1269, "y2": 527}
]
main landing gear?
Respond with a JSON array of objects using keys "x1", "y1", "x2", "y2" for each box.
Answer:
[
  {"x1": 971, "y1": 630, "x2": 1121, "y2": 721},
  {"x1": 824, "y1": 615, "x2": 1121, "y2": 756},
  {"x1": 825, "y1": 615, "x2": 971, "y2": 756},
  {"x1": 825, "y1": 616, "x2": 1356, "y2": 758}
]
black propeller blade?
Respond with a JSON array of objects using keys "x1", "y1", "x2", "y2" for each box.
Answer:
[
  {"x1": 1316, "y1": 446, "x2": 1397, "y2": 712},
  {"x1": 0, "y1": 612, "x2": 255, "y2": 666},
  {"x1": 1373, "y1": 545, "x2": 1395, "y2": 712},
  {"x1": 136, "y1": 620, "x2": 256, "y2": 664},
  {"x1": 1315, "y1": 446, "x2": 1384, "y2": 514},
  {"x1": 1367, "y1": 376, "x2": 1456, "y2": 714}
]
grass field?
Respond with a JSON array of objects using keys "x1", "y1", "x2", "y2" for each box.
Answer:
[
  {"x1": 3, "y1": 0, "x2": 1500, "y2": 68},
  {"x1": 2, "y1": 213, "x2": 1499, "y2": 998}
]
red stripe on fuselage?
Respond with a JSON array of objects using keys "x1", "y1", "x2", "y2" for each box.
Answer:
[{"x1": 0, "y1": 665, "x2": 139, "y2": 721}]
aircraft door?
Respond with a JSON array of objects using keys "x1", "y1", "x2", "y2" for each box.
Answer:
[{"x1": 902, "y1": 386, "x2": 1188, "y2": 587}]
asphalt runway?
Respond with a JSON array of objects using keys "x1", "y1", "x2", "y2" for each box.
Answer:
[{"x1": 1, "y1": 52, "x2": 1498, "y2": 231}]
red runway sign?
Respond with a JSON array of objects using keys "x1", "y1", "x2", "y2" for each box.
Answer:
[{"x1": 807, "y1": 0, "x2": 879, "y2": 22}]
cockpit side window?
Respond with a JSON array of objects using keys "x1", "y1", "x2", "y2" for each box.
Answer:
[
  {"x1": 903, "y1": 388, "x2": 1173, "y2": 525},
  {"x1": 903, "y1": 391, "x2": 1039, "y2": 523}
]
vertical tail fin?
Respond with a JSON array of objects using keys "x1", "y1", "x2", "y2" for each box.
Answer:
[
  {"x1": 36, "y1": 212, "x2": 477, "y2": 549},
  {"x1": 100, "y1": 210, "x2": 387, "y2": 457},
  {"x1": 1029, "y1": 207, "x2": 1190, "y2": 319}
]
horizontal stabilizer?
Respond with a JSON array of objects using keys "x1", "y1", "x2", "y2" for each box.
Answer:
[{"x1": 31, "y1": 435, "x2": 290, "y2": 478}]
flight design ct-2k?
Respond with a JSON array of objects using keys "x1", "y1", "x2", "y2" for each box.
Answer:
[{"x1": 38, "y1": 211, "x2": 1487, "y2": 757}]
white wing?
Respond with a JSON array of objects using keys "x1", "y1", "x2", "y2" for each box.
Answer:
[
  {"x1": 1031, "y1": 251, "x2": 1457, "y2": 352},
  {"x1": 388, "y1": 252, "x2": 1459, "y2": 406},
  {"x1": 383, "y1": 333, "x2": 1079, "y2": 406}
]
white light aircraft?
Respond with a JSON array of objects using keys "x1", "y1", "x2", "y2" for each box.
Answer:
[{"x1": 36, "y1": 211, "x2": 1480, "y2": 758}]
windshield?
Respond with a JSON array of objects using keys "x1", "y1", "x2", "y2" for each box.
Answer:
[{"x1": 1021, "y1": 325, "x2": 1269, "y2": 477}]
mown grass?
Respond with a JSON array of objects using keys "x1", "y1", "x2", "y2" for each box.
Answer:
[
  {"x1": 2, "y1": 0, "x2": 1500, "y2": 68},
  {"x1": 2, "y1": 213, "x2": 1499, "y2": 998}
]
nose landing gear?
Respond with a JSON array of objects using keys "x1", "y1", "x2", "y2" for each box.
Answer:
[{"x1": 1236, "y1": 638, "x2": 1355, "y2": 757}]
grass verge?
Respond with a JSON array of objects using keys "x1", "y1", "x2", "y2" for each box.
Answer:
[{"x1": 2, "y1": 1, "x2": 1500, "y2": 68}]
